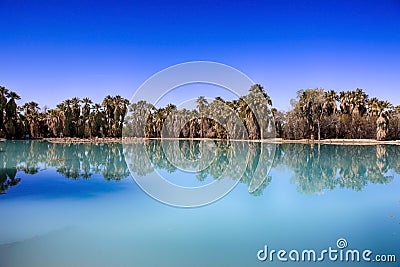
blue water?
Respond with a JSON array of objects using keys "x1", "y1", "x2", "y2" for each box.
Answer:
[{"x1": 0, "y1": 140, "x2": 399, "y2": 266}]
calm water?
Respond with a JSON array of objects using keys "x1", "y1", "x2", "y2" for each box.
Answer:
[{"x1": 0, "y1": 140, "x2": 399, "y2": 266}]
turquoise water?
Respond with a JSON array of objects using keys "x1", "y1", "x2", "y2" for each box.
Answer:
[{"x1": 0, "y1": 140, "x2": 399, "y2": 266}]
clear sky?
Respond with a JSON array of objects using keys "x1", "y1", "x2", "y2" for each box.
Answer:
[{"x1": 1, "y1": 0, "x2": 399, "y2": 111}]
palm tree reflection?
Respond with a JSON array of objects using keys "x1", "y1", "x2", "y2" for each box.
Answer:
[
  {"x1": 0, "y1": 168, "x2": 21, "y2": 194},
  {"x1": 0, "y1": 141, "x2": 130, "y2": 193},
  {"x1": 283, "y1": 144, "x2": 396, "y2": 194},
  {"x1": 0, "y1": 140, "x2": 398, "y2": 195}
]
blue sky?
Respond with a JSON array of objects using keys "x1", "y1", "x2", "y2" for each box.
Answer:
[{"x1": 0, "y1": 0, "x2": 399, "y2": 110}]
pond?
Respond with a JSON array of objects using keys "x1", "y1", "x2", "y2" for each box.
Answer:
[{"x1": 0, "y1": 140, "x2": 399, "y2": 266}]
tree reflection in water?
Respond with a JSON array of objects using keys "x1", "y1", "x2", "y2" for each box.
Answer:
[
  {"x1": 124, "y1": 140, "x2": 275, "y2": 196},
  {"x1": 282, "y1": 143, "x2": 397, "y2": 194},
  {"x1": 0, "y1": 141, "x2": 130, "y2": 194},
  {"x1": 0, "y1": 140, "x2": 398, "y2": 195}
]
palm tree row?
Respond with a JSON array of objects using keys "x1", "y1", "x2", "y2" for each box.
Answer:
[
  {"x1": 2, "y1": 84, "x2": 400, "y2": 141},
  {"x1": 0, "y1": 85, "x2": 129, "y2": 139},
  {"x1": 126, "y1": 86, "x2": 400, "y2": 141},
  {"x1": 124, "y1": 84, "x2": 275, "y2": 140},
  {"x1": 281, "y1": 88, "x2": 399, "y2": 141}
]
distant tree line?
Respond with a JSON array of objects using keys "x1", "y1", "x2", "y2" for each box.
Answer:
[
  {"x1": 278, "y1": 88, "x2": 399, "y2": 141},
  {"x1": 1, "y1": 85, "x2": 399, "y2": 141},
  {"x1": 126, "y1": 86, "x2": 399, "y2": 141},
  {"x1": 0, "y1": 86, "x2": 129, "y2": 139},
  {"x1": 124, "y1": 84, "x2": 274, "y2": 140}
]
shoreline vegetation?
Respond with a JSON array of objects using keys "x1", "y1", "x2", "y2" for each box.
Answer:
[{"x1": 1, "y1": 84, "x2": 400, "y2": 142}]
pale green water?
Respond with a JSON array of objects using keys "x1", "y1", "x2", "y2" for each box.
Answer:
[{"x1": 0, "y1": 140, "x2": 399, "y2": 266}]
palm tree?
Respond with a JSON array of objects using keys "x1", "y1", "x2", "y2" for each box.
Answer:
[
  {"x1": 128, "y1": 100, "x2": 155, "y2": 138},
  {"x1": 162, "y1": 103, "x2": 177, "y2": 137},
  {"x1": 5, "y1": 91, "x2": 20, "y2": 118},
  {"x1": 249, "y1": 84, "x2": 272, "y2": 105},
  {"x1": 82, "y1": 97, "x2": 93, "y2": 138},
  {"x1": 296, "y1": 89, "x2": 325, "y2": 140},
  {"x1": 352, "y1": 88, "x2": 368, "y2": 116},
  {"x1": 246, "y1": 84, "x2": 275, "y2": 139},
  {"x1": 91, "y1": 103, "x2": 105, "y2": 137},
  {"x1": 0, "y1": 86, "x2": 9, "y2": 136},
  {"x1": 61, "y1": 99, "x2": 73, "y2": 137},
  {"x1": 390, "y1": 105, "x2": 400, "y2": 139},
  {"x1": 367, "y1": 97, "x2": 380, "y2": 117},
  {"x1": 336, "y1": 89, "x2": 369, "y2": 138},
  {"x1": 323, "y1": 90, "x2": 337, "y2": 116},
  {"x1": 102, "y1": 95, "x2": 114, "y2": 136},
  {"x1": 237, "y1": 97, "x2": 256, "y2": 139},
  {"x1": 196, "y1": 96, "x2": 208, "y2": 112},
  {"x1": 196, "y1": 96, "x2": 208, "y2": 138},
  {"x1": 70, "y1": 97, "x2": 81, "y2": 137},
  {"x1": 271, "y1": 108, "x2": 285, "y2": 138},
  {"x1": 47, "y1": 109, "x2": 62, "y2": 137},
  {"x1": 154, "y1": 108, "x2": 166, "y2": 138},
  {"x1": 375, "y1": 100, "x2": 393, "y2": 141},
  {"x1": 55, "y1": 103, "x2": 67, "y2": 137},
  {"x1": 338, "y1": 91, "x2": 351, "y2": 114},
  {"x1": 82, "y1": 97, "x2": 92, "y2": 117},
  {"x1": 113, "y1": 95, "x2": 130, "y2": 137},
  {"x1": 5, "y1": 91, "x2": 21, "y2": 138},
  {"x1": 22, "y1": 101, "x2": 40, "y2": 114},
  {"x1": 22, "y1": 101, "x2": 41, "y2": 138}
]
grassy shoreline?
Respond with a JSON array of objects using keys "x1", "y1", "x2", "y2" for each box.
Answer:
[{"x1": 1, "y1": 137, "x2": 397, "y2": 145}]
